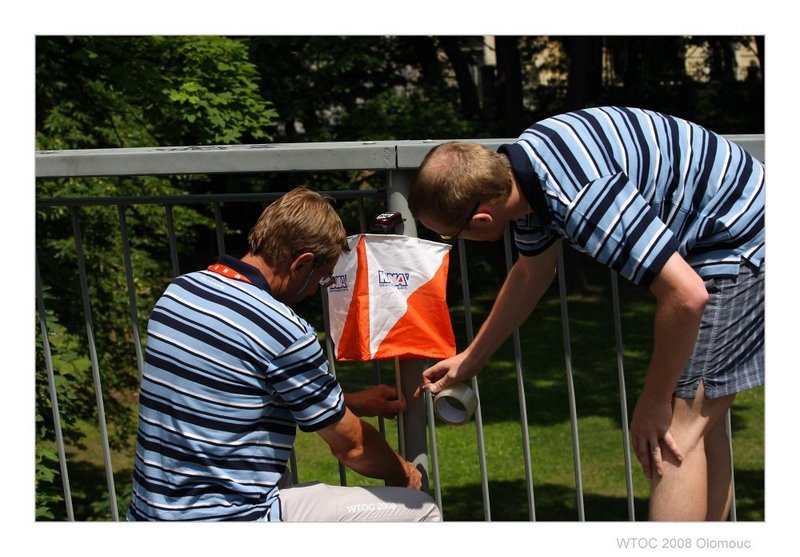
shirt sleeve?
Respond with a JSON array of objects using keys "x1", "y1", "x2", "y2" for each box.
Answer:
[
  {"x1": 513, "y1": 213, "x2": 559, "y2": 257},
  {"x1": 563, "y1": 172, "x2": 679, "y2": 286},
  {"x1": 267, "y1": 332, "x2": 346, "y2": 432}
]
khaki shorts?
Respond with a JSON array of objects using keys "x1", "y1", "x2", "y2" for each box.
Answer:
[{"x1": 276, "y1": 481, "x2": 441, "y2": 522}]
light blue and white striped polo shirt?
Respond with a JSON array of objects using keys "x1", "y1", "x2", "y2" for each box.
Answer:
[
  {"x1": 501, "y1": 106, "x2": 765, "y2": 286},
  {"x1": 127, "y1": 255, "x2": 345, "y2": 521}
]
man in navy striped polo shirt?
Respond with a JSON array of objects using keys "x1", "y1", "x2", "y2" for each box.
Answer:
[
  {"x1": 409, "y1": 106, "x2": 764, "y2": 521},
  {"x1": 128, "y1": 187, "x2": 439, "y2": 521}
]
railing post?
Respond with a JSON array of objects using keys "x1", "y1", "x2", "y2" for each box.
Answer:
[
  {"x1": 117, "y1": 205, "x2": 145, "y2": 382},
  {"x1": 458, "y1": 239, "x2": 492, "y2": 521},
  {"x1": 69, "y1": 207, "x2": 119, "y2": 520},
  {"x1": 386, "y1": 168, "x2": 431, "y2": 491},
  {"x1": 556, "y1": 243, "x2": 586, "y2": 521},
  {"x1": 36, "y1": 257, "x2": 75, "y2": 521},
  {"x1": 610, "y1": 270, "x2": 637, "y2": 520},
  {"x1": 503, "y1": 227, "x2": 537, "y2": 520}
]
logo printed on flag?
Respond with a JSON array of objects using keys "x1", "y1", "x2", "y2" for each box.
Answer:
[
  {"x1": 327, "y1": 234, "x2": 456, "y2": 361},
  {"x1": 328, "y1": 274, "x2": 348, "y2": 292},
  {"x1": 377, "y1": 270, "x2": 410, "y2": 289}
]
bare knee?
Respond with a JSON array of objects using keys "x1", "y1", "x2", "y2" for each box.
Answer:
[{"x1": 672, "y1": 383, "x2": 733, "y2": 437}]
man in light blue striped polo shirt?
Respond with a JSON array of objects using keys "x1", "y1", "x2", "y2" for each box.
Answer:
[
  {"x1": 128, "y1": 187, "x2": 439, "y2": 522},
  {"x1": 409, "y1": 106, "x2": 764, "y2": 521}
]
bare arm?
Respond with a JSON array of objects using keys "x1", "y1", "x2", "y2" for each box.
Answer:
[
  {"x1": 317, "y1": 408, "x2": 421, "y2": 488},
  {"x1": 631, "y1": 251, "x2": 709, "y2": 478},
  {"x1": 415, "y1": 240, "x2": 560, "y2": 397}
]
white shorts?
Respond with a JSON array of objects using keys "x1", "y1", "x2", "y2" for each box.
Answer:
[{"x1": 276, "y1": 481, "x2": 441, "y2": 522}]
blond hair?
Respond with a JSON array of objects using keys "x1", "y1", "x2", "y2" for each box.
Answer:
[
  {"x1": 409, "y1": 142, "x2": 512, "y2": 226},
  {"x1": 248, "y1": 187, "x2": 349, "y2": 268}
]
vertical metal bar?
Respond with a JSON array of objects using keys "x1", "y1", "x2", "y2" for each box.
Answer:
[
  {"x1": 289, "y1": 450, "x2": 299, "y2": 484},
  {"x1": 320, "y1": 287, "x2": 348, "y2": 486},
  {"x1": 321, "y1": 288, "x2": 337, "y2": 378},
  {"x1": 395, "y1": 328, "x2": 430, "y2": 489},
  {"x1": 555, "y1": 244, "x2": 585, "y2": 521},
  {"x1": 503, "y1": 228, "x2": 536, "y2": 521},
  {"x1": 425, "y1": 390, "x2": 443, "y2": 517},
  {"x1": 213, "y1": 202, "x2": 226, "y2": 256},
  {"x1": 373, "y1": 362, "x2": 386, "y2": 437},
  {"x1": 117, "y1": 205, "x2": 144, "y2": 381},
  {"x1": 386, "y1": 169, "x2": 430, "y2": 490},
  {"x1": 458, "y1": 238, "x2": 492, "y2": 521},
  {"x1": 69, "y1": 207, "x2": 119, "y2": 520},
  {"x1": 610, "y1": 270, "x2": 636, "y2": 521},
  {"x1": 35, "y1": 257, "x2": 75, "y2": 521},
  {"x1": 164, "y1": 204, "x2": 180, "y2": 277},
  {"x1": 395, "y1": 357, "x2": 407, "y2": 458},
  {"x1": 357, "y1": 197, "x2": 367, "y2": 233},
  {"x1": 726, "y1": 410, "x2": 738, "y2": 521},
  {"x1": 386, "y1": 170, "x2": 416, "y2": 237}
]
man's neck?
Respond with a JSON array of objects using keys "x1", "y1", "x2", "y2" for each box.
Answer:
[
  {"x1": 241, "y1": 253, "x2": 274, "y2": 283},
  {"x1": 241, "y1": 253, "x2": 294, "y2": 303},
  {"x1": 506, "y1": 176, "x2": 533, "y2": 220}
]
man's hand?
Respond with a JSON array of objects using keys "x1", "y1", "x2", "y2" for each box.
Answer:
[
  {"x1": 345, "y1": 385, "x2": 405, "y2": 419},
  {"x1": 630, "y1": 252, "x2": 706, "y2": 479},
  {"x1": 630, "y1": 394, "x2": 683, "y2": 479},
  {"x1": 388, "y1": 459, "x2": 423, "y2": 490},
  {"x1": 413, "y1": 351, "x2": 478, "y2": 398}
]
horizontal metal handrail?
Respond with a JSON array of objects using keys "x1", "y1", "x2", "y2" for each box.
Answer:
[{"x1": 35, "y1": 135, "x2": 764, "y2": 178}]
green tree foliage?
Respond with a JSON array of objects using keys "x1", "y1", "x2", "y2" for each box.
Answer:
[{"x1": 37, "y1": 36, "x2": 277, "y2": 149}]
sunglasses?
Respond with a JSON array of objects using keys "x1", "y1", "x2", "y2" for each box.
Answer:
[{"x1": 439, "y1": 202, "x2": 480, "y2": 242}]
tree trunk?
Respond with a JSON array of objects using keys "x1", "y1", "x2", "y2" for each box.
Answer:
[
  {"x1": 439, "y1": 37, "x2": 481, "y2": 120},
  {"x1": 622, "y1": 36, "x2": 645, "y2": 97},
  {"x1": 563, "y1": 36, "x2": 603, "y2": 110},
  {"x1": 494, "y1": 36, "x2": 524, "y2": 136},
  {"x1": 755, "y1": 35, "x2": 765, "y2": 75},
  {"x1": 404, "y1": 36, "x2": 443, "y2": 86}
]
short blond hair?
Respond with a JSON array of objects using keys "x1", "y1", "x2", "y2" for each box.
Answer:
[
  {"x1": 409, "y1": 142, "x2": 512, "y2": 226},
  {"x1": 248, "y1": 187, "x2": 349, "y2": 268}
]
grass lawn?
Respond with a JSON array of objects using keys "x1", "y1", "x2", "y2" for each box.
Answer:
[{"x1": 56, "y1": 254, "x2": 765, "y2": 521}]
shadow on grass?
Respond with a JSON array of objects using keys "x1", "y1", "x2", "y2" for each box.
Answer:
[
  {"x1": 731, "y1": 469, "x2": 765, "y2": 521},
  {"x1": 54, "y1": 459, "x2": 764, "y2": 522},
  {"x1": 441, "y1": 479, "x2": 648, "y2": 521},
  {"x1": 439, "y1": 468, "x2": 764, "y2": 522},
  {"x1": 54, "y1": 459, "x2": 133, "y2": 521}
]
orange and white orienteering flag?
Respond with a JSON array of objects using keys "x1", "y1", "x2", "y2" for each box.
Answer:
[{"x1": 326, "y1": 234, "x2": 456, "y2": 362}]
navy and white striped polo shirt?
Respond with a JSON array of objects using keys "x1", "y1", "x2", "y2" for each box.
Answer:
[
  {"x1": 128, "y1": 255, "x2": 345, "y2": 521},
  {"x1": 501, "y1": 106, "x2": 765, "y2": 286}
]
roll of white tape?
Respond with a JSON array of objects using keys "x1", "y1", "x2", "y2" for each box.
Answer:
[{"x1": 433, "y1": 383, "x2": 478, "y2": 425}]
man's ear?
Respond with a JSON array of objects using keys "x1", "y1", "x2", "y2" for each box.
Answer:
[
  {"x1": 472, "y1": 206, "x2": 495, "y2": 225},
  {"x1": 289, "y1": 251, "x2": 315, "y2": 273}
]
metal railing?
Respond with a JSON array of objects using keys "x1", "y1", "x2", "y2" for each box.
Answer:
[{"x1": 35, "y1": 136, "x2": 764, "y2": 521}]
